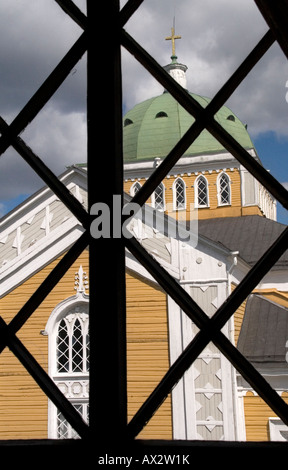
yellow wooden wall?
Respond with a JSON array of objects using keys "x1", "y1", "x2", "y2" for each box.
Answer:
[
  {"x1": 0, "y1": 250, "x2": 89, "y2": 439},
  {"x1": 244, "y1": 392, "x2": 288, "y2": 441},
  {"x1": 1, "y1": 247, "x2": 286, "y2": 441},
  {"x1": 233, "y1": 285, "x2": 288, "y2": 441},
  {"x1": 126, "y1": 271, "x2": 172, "y2": 439},
  {"x1": 0, "y1": 252, "x2": 172, "y2": 440},
  {"x1": 243, "y1": 290, "x2": 288, "y2": 441},
  {"x1": 124, "y1": 169, "x2": 262, "y2": 220}
]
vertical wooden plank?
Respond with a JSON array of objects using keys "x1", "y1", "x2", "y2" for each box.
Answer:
[{"x1": 87, "y1": 0, "x2": 127, "y2": 444}]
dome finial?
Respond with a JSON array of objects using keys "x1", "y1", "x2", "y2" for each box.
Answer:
[
  {"x1": 164, "y1": 24, "x2": 187, "y2": 89},
  {"x1": 165, "y1": 26, "x2": 181, "y2": 60}
]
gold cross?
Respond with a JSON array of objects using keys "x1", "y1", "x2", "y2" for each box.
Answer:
[{"x1": 165, "y1": 27, "x2": 181, "y2": 57}]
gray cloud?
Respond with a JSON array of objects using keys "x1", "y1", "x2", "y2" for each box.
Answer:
[
  {"x1": 0, "y1": 0, "x2": 87, "y2": 209},
  {"x1": 122, "y1": 0, "x2": 288, "y2": 140},
  {"x1": 0, "y1": 0, "x2": 288, "y2": 215}
]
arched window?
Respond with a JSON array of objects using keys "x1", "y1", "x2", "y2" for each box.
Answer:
[
  {"x1": 124, "y1": 118, "x2": 133, "y2": 126},
  {"x1": 195, "y1": 175, "x2": 209, "y2": 207},
  {"x1": 45, "y1": 269, "x2": 89, "y2": 439},
  {"x1": 173, "y1": 177, "x2": 186, "y2": 210},
  {"x1": 218, "y1": 172, "x2": 231, "y2": 206},
  {"x1": 155, "y1": 111, "x2": 168, "y2": 118},
  {"x1": 152, "y1": 183, "x2": 165, "y2": 211},
  {"x1": 130, "y1": 181, "x2": 142, "y2": 196},
  {"x1": 54, "y1": 310, "x2": 89, "y2": 439},
  {"x1": 56, "y1": 313, "x2": 89, "y2": 374}
]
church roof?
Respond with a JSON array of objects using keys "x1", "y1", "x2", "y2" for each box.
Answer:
[
  {"x1": 198, "y1": 215, "x2": 288, "y2": 269},
  {"x1": 123, "y1": 91, "x2": 254, "y2": 163},
  {"x1": 237, "y1": 294, "x2": 288, "y2": 369}
]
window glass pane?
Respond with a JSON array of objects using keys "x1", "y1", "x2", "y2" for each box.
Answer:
[
  {"x1": 220, "y1": 174, "x2": 230, "y2": 204},
  {"x1": 72, "y1": 319, "x2": 83, "y2": 372},
  {"x1": 57, "y1": 404, "x2": 85, "y2": 439},
  {"x1": 57, "y1": 319, "x2": 69, "y2": 373},
  {"x1": 131, "y1": 181, "x2": 141, "y2": 196},
  {"x1": 86, "y1": 328, "x2": 90, "y2": 372},
  {"x1": 154, "y1": 184, "x2": 165, "y2": 210},
  {"x1": 175, "y1": 179, "x2": 185, "y2": 209},
  {"x1": 197, "y1": 176, "x2": 208, "y2": 206},
  {"x1": 57, "y1": 409, "x2": 69, "y2": 439}
]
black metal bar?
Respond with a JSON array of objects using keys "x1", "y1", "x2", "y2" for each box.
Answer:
[
  {"x1": 54, "y1": 0, "x2": 87, "y2": 29},
  {"x1": 0, "y1": 0, "x2": 286, "y2": 449},
  {"x1": 121, "y1": 29, "x2": 288, "y2": 212},
  {"x1": 0, "y1": 317, "x2": 90, "y2": 440},
  {"x1": 119, "y1": 0, "x2": 144, "y2": 27},
  {"x1": 128, "y1": 29, "x2": 275, "y2": 210},
  {"x1": 54, "y1": 0, "x2": 144, "y2": 32},
  {"x1": 126, "y1": 224, "x2": 288, "y2": 437},
  {"x1": 128, "y1": 319, "x2": 288, "y2": 439},
  {"x1": 87, "y1": 0, "x2": 127, "y2": 443},
  {"x1": 254, "y1": 0, "x2": 288, "y2": 60},
  {"x1": 0, "y1": 32, "x2": 87, "y2": 157},
  {"x1": 0, "y1": 116, "x2": 89, "y2": 227}
]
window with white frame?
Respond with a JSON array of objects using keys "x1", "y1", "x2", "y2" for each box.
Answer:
[
  {"x1": 45, "y1": 278, "x2": 89, "y2": 439},
  {"x1": 195, "y1": 175, "x2": 209, "y2": 207},
  {"x1": 152, "y1": 183, "x2": 165, "y2": 211},
  {"x1": 130, "y1": 181, "x2": 142, "y2": 196},
  {"x1": 269, "y1": 418, "x2": 288, "y2": 441},
  {"x1": 56, "y1": 313, "x2": 89, "y2": 375},
  {"x1": 218, "y1": 172, "x2": 231, "y2": 206},
  {"x1": 173, "y1": 177, "x2": 186, "y2": 210}
]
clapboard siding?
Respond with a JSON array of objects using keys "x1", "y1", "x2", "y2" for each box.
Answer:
[
  {"x1": 244, "y1": 391, "x2": 288, "y2": 441},
  {"x1": 126, "y1": 272, "x2": 172, "y2": 439},
  {"x1": 0, "y1": 254, "x2": 172, "y2": 440},
  {"x1": 124, "y1": 168, "x2": 260, "y2": 221},
  {"x1": 0, "y1": 250, "x2": 89, "y2": 439}
]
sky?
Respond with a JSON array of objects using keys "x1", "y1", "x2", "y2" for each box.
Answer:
[{"x1": 1, "y1": 0, "x2": 288, "y2": 224}]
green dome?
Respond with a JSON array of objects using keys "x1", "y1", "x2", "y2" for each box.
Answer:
[{"x1": 123, "y1": 91, "x2": 254, "y2": 162}]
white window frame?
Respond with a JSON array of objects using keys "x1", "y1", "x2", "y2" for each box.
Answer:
[
  {"x1": 269, "y1": 417, "x2": 288, "y2": 441},
  {"x1": 194, "y1": 175, "x2": 209, "y2": 208},
  {"x1": 217, "y1": 172, "x2": 231, "y2": 206},
  {"x1": 173, "y1": 177, "x2": 186, "y2": 211},
  {"x1": 45, "y1": 292, "x2": 89, "y2": 439},
  {"x1": 151, "y1": 182, "x2": 166, "y2": 211},
  {"x1": 130, "y1": 181, "x2": 142, "y2": 196}
]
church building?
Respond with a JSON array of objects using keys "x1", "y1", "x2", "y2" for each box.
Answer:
[{"x1": 0, "y1": 30, "x2": 288, "y2": 442}]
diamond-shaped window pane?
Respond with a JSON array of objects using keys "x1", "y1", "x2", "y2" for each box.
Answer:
[
  {"x1": 72, "y1": 319, "x2": 83, "y2": 372},
  {"x1": 57, "y1": 320, "x2": 69, "y2": 373},
  {"x1": 197, "y1": 176, "x2": 208, "y2": 206},
  {"x1": 175, "y1": 178, "x2": 185, "y2": 209},
  {"x1": 219, "y1": 174, "x2": 230, "y2": 205},
  {"x1": 154, "y1": 184, "x2": 165, "y2": 210}
]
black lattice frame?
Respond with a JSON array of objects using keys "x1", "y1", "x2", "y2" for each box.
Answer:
[{"x1": 0, "y1": 0, "x2": 287, "y2": 450}]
